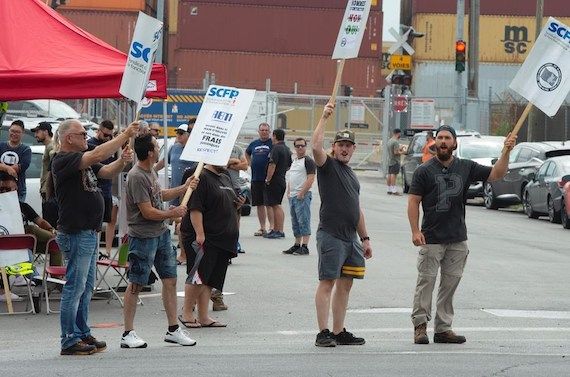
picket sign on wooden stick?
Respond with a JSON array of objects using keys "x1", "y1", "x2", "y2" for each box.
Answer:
[
  {"x1": 502, "y1": 102, "x2": 533, "y2": 154},
  {"x1": 329, "y1": 59, "x2": 346, "y2": 104},
  {"x1": 1, "y1": 267, "x2": 13, "y2": 314},
  {"x1": 180, "y1": 161, "x2": 204, "y2": 207}
]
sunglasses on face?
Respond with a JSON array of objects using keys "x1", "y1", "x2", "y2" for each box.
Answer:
[
  {"x1": 69, "y1": 132, "x2": 88, "y2": 139},
  {"x1": 294, "y1": 144, "x2": 306, "y2": 148}
]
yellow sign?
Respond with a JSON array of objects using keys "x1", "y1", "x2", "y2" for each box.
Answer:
[{"x1": 389, "y1": 55, "x2": 412, "y2": 70}]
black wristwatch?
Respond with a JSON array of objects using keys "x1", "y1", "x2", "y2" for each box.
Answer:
[{"x1": 360, "y1": 236, "x2": 370, "y2": 242}]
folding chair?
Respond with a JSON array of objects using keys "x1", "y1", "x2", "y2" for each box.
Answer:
[
  {"x1": 95, "y1": 237, "x2": 141, "y2": 307},
  {"x1": 0, "y1": 234, "x2": 37, "y2": 315},
  {"x1": 42, "y1": 238, "x2": 66, "y2": 314}
]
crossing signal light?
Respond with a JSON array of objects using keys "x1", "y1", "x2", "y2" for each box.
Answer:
[
  {"x1": 455, "y1": 40, "x2": 466, "y2": 72},
  {"x1": 391, "y1": 73, "x2": 412, "y2": 86}
]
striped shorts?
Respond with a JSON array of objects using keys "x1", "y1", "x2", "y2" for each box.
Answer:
[{"x1": 316, "y1": 229, "x2": 365, "y2": 281}]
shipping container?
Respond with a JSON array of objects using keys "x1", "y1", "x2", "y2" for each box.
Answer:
[
  {"x1": 181, "y1": 0, "x2": 381, "y2": 10},
  {"x1": 177, "y1": 2, "x2": 382, "y2": 58},
  {"x1": 58, "y1": 10, "x2": 138, "y2": 52},
  {"x1": 59, "y1": 0, "x2": 148, "y2": 12},
  {"x1": 170, "y1": 50, "x2": 380, "y2": 97},
  {"x1": 412, "y1": 14, "x2": 570, "y2": 63},
  {"x1": 410, "y1": 0, "x2": 570, "y2": 17}
]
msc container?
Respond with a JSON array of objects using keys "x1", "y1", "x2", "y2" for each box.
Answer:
[
  {"x1": 170, "y1": 50, "x2": 380, "y2": 97},
  {"x1": 411, "y1": 0, "x2": 570, "y2": 17},
  {"x1": 180, "y1": 0, "x2": 381, "y2": 10},
  {"x1": 412, "y1": 13, "x2": 570, "y2": 63},
  {"x1": 58, "y1": 10, "x2": 138, "y2": 52},
  {"x1": 177, "y1": 2, "x2": 382, "y2": 57}
]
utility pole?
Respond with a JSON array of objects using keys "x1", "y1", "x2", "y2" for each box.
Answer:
[
  {"x1": 467, "y1": 0, "x2": 479, "y2": 98},
  {"x1": 526, "y1": 0, "x2": 543, "y2": 142},
  {"x1": 454, "y1": 0, "x2": 465, "y2": 130}
]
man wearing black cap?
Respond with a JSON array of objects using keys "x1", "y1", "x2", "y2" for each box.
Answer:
[
  {"x1": 311, "y1": 102, "x2": 372, "y2": 347},
  {"x1": 32, "y1": 122, "x2": 54, "y2": 202},
  {"x1": 407, "y1": 125, "x2": 516, "y2": 345}
]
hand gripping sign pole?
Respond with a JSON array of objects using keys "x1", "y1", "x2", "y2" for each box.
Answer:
[
  {"x1": 120, "y1": 11, "x2": 163, "y2": 146},
  {"x1": 330, "y1": 0, "x2": 372, "y2": 102},
  {"x1": 508, "y1": 17, "x2": 570, "y2": 151},
  {"x1": 179, "y1": 86, "x2": 256, "y2": 206}
]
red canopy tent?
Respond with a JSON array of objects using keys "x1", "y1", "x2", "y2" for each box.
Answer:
[{"x1": 0, "y1": 0, "x2": 167, "y2": 101}]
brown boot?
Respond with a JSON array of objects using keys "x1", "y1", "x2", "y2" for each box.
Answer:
[
  {"x1": 211, "y1": 289, "x2": 228, "y2": 311},
  {"x1": 434, "y1": 330, "x2": 466, "y2": 344},
  {"x1": 414, "y1": 323, "x2": 429, "y2": 344}
]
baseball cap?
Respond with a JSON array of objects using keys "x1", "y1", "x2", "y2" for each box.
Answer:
[
  {"x1": 176, "y1": 123, "x2": 189, "y2": 133},
  {"x1": 334, "y1": 129, "x2": 355, "y2": 144},
  {"x1": 30, "y1": 121, "x2": 52, "y2": 133},
  {"x1": 435, "y1": 125, "x2": 457, "y2": 139}
]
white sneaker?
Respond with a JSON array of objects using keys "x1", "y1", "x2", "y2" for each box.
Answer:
[
  {"x1": 164, "y1": 327, "x2": 196, "y2": 346},
  {"x1": 0, "y1": 292, "x2": 21, "y2": 302},
  {"x1": 120, "y1": 330, "x2": 148, "y2": 348}
]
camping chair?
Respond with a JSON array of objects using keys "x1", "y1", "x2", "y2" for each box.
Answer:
[
  {"x1": 0, "y1": 234, "x2": 37, "y2": 315},
  {"x1": 42, "y1": 238, "x2": 66, "y2": 314},
  {"x1": 95, "y1": 236, "x2": 141, "y2": 307}
]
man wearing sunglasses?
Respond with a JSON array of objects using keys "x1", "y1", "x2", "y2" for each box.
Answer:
[
  {"x1": 52, "y1": 119, "x2": 138, "y2": 356},
  {"x1": 87, "y1": 120, "x2": 118, "y2": 258}
]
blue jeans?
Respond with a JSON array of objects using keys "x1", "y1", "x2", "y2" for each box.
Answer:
[
  {"x1": 289, "y1": 192, "x2": 312, "y2": 238},
  {"x1": 56, "y1": 230, "x2": 98, "y2": 350}
]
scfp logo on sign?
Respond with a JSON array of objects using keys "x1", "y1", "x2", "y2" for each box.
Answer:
[
  {"x1": 548, "y1": 22, "x2": 570, "y2": 43},
  {"x1": 208, "y1": 87, "x2": 239, "y2": 99},
  {"x1": 130, "y1": 42, "x2": 151, "y2": 63}
]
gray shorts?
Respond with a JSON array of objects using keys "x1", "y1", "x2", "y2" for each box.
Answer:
[{"x1": 316, "y1": 229, "x2": 365, "y2": 280}]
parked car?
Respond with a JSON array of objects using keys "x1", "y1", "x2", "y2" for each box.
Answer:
[
  {"x1": 0, "y1": 125, "x2": 40, "y2": 145},
  {"x1": 3, "y1": 99, "x2": 96, "y2": 130},
  {"x1": 401, "y1": 129, "x2": 481, "y2": 193},
  {"x1": 454, "y1": 136, "x2": 505, "y2": 199},
  {"x1": 523, "y1": 156, "x2": 570, "y2": 223},
  {"x1": 483, "y1": 141, "x2": 570, "y2": 210}
]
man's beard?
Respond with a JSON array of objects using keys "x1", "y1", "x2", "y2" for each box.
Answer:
[{"x1": 436, "y1": 145, "x2": 453, "y2": 161}]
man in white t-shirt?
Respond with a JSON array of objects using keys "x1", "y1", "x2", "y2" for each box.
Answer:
[{"x1": 282, "y1": 137, "x2": 316, "y2": 256}]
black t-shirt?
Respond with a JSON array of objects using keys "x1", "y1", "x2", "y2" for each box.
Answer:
[
  {"x1": 180, "y1": 168, "x2": 239, "y2": 254},
  {"x1": 268, "y1": 142, "x2": 292, "y2": 185},
  {"x1": 409, "y1": 157, "x2": 492, "y2": 244},
  {"x1": 19, "y1": 201, "x2": 39, "y2": 223},
  {"x1": 317, "y1": 155, "x2": 360, "y2": 241},
  {"x1": 52, "y1": 152, "x2": 105, "y2": 233},
  {"x1": 87, "y1": 138, "x2": 116, "y2": 198}
]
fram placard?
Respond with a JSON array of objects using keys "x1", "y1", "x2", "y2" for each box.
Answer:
[
  {"x1": 180, "y1": 86, "x2": 255, "y2": 166},
  {"x1": 332, "y1": 0, "x2": 372, "y2": 59},
  {"x1": 510, "y1": 17, "x2": 570, "y2": 117},
  {"x1": 120, "y1": 12, "x2": 163, "y2": 109}
]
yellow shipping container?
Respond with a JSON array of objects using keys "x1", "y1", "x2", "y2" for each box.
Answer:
[
  {"x1": 60, "y1": 0, "x2": 146, "y2": 11},
  {"x1": 412, "y1": 14, "x2": 570, "y2": 64}
]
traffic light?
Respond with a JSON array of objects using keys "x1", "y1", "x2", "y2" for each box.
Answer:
[
  {"x1": 342, "y1": 85, "x2": 353, "y2": 97},
  {"x1": 455, "y1": 40, "x2": 466, "y2": 72},
  {"x1": 391, "y1": 72, "x2": 412, "y2": 86}
]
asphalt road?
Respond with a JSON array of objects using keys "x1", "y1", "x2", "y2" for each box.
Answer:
[{"x1": 1, "y1": 171, "x2": 569, "y2": 376}]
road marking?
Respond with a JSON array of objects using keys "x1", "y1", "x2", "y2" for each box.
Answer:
[
  {"x1": 348, "y1": 308, "x2": 411, "y2": 314},
  {"x1": 482, "y1": 309, "x2": 570, "y2": 319}
]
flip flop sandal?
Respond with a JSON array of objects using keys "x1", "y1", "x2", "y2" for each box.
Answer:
[
  {"x1": 178, "y1": 315, "x2": 202, "y2": 328},
  {"x1": 254, "y1": 229, "x2": 267, "y2": 237},
  {"x1": 199, "y1": 321, "x2": 227, "y2": 328}
]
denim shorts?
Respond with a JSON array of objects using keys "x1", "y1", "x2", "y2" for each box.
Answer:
[
  {"x1": 127, "y1": 229, "x2": 176, "y2": 285},
  {"x1": 289, "y1": 192, "x2": 312, "y2": 237},
  {"x1": 316, "y1": 229, "x2": 365, "y2": 281}
]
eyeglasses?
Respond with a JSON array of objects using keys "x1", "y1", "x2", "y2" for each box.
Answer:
[
  {"x1": 69, "y1": 132, "x2": 88, "y2": 139},
  {"x1": 101, "y1": 132, "x2": 113, "y2": 139},
  {"x1": 294, "y1": 145, "x2": 306, "y2": 148}
]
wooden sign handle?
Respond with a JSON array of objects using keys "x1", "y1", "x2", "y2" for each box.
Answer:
[
  {"x1": 180, "y1": 161, "x2": 204, "y2": 207},
  {"x1": 502, "y1": 102, "x2": 533, "y2": 154},
  {"x1": 329, "y1": 59, "x2": 345, "y2": 104},
  {"x1": 1, "y1": 267, "x2": 13, "y2": 314}
]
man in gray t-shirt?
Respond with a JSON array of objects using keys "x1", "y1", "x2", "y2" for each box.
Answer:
[
  {"x1": 311, "y1": 103, "x2": 373, "y2": 348},
  {"x1": 386, "y1": 128, "x2": 403, "y2": 195},
  {"x1": 407, "y1": 125, "x2": 516, "y2": 345},
  {"x1": 122, "y1": 133, "x2": 198, "y2": 349}
]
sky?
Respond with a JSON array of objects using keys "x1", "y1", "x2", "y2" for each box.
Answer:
[{"x1": 382, "y1": 0, "x2": 401, "y2": 42}]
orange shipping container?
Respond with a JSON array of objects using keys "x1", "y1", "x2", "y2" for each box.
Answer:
[
  {"x1": 60, "y1": 0, "x2": 146, "y2": 11},
  {"x1": 412, "y1": 14, "x2": 570, "y2": 64}
]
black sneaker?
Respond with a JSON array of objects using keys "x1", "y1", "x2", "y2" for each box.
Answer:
[
  {"x1": 315, "y1": 329, "x2": 336, "y2": 347},
  {"x1": 292, "y1": 246, "x2": 309, "y2": 255},
  {"x1": 82, "y1": 335, "x2": 107, "y2": 352},
  {"x1": 282, "y1": 245, "x2": 300, "y2": 254},
  {"x1": 60, "y1": 341, "x2": 96, "y2": 356},
  {"x1": 333, "y1": 328, "x2": 365, "y2": 345}
]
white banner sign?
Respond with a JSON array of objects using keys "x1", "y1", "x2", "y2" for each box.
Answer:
[
  {"x1": 180, "y1": 85, "x2": 256, "y2": 166},
  {"x1": 509, "y1": 17, "x2": 570, "y2": 117},
  {"x1": 119, "y1": 12, "x2": 163, "y2": 109},
  {"x1": 0, "y1": 191, "x2": 28, "y2": 267},
  {"x1": 332, "y1": 0, "x2": 372, "y2": 59},
  {"x1": 411, "y1": 98, "x2": 436, "y2": 129}
]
